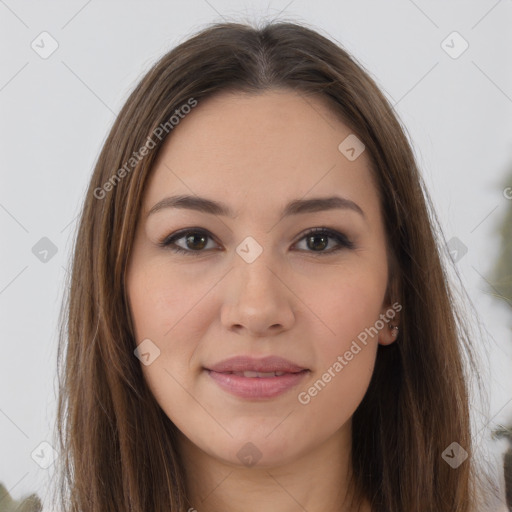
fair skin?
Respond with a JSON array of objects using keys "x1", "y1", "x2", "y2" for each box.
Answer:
[{"x1": 126, "y1": 90, "x2": 399, "y2": 512}]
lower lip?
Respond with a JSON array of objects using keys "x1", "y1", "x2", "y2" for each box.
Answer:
[{"x1": 206, "y1": 370, "x2": 309, "y2": 399}]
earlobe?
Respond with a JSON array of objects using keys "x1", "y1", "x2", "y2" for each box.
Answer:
[
  {"x1": 378, "y1": 322, "x2": 400, "y2": 345},
  {"x1": 380, "y1": 264, "x2": 402, "y2": 345},
  {"x1": 378, "y1": 297, "x2": 401, "y2": 345}
]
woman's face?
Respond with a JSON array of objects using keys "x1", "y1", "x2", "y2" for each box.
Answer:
[{"x1": 126, "y1": 90, "x2": 398, "y2": 468}]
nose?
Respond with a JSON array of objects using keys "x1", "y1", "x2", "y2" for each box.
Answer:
[{"x1": 220, "y1": 253, "x2": 296, "y2": 338}]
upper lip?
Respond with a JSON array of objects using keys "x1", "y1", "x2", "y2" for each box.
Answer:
[{"x1": 205, "y1": 356, "x2": 308, "y2": 373}]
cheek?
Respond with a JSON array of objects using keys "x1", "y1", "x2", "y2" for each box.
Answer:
[
  {"x1": 127, "y1": 260, "x2": 219, "y2": 398},
  {"x1": 296, "y1": 267, "x2": 385, "y2": 407},
  {"x1": 127, "y1": 266, "x2": 208, "y2": 423},
  {"x1": 128, "y1": 259, "x2": 212, "y2": 343},
  {"x1": 306, "y1": 263, "x2": 388, "y2": 345},
  {"x1": 294, "y1": 342, "x2": 376, "y2": 449}
]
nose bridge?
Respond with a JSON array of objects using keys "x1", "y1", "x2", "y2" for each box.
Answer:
[
  {"x1": 233, "y1": 235, "x2": 280, "y2": 298},
  {"x1": 220, "y1": 235, "x2": 295, "y2": 335}
]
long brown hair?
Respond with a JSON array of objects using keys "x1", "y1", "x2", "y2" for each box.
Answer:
[{"x1": 52, "y1": 20, "x2": 494, "y2": 511}]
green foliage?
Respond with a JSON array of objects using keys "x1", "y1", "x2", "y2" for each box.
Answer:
[
  {"x1": 0, "y1": 483, "x2": 42, "y2": 512},
  {"x1": 489, "y1": 170, "x2": 512, "y2": 310},
  {"x1": 488, "y1": 168, "x2": 512, "y2": 510}
]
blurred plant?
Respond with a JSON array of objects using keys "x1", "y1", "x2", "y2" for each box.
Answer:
[
  {"x1": 489, "y1": 179, "x2": 512, "y2": 310},
  {"x1": 0, "y1": 483, "x2": 42, "y2": 512},
  {"x1": 489, "y1": 166, "x2": 512, "y2": 511}
]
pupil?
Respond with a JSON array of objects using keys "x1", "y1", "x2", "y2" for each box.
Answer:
[
  {"x1": 186, "y1": 233, "x2": 207, "y2": 250},
  {"x1": 308, "y1": 234, "x2": 327, "y2": 251}
]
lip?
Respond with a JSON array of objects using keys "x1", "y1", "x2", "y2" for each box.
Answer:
[
  {"x1": 206, "y1": 355, "x2": 307, "y2": 373},
  {"x1": 204, "y1": 356, "x2": 309, "y2": 399}
]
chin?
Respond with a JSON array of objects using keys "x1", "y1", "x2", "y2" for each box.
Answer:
[{"x1": 220, "y1": 430, "x2": 307, "y2": 469}]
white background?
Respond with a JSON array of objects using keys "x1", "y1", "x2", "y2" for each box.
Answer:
[{"x1": 1, "y1": 1, "x2": 511, "y2": 510}]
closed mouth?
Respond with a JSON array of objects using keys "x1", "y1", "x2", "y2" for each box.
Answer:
[{"x1": 216, "y1": 370, "x2": 307, "y2": 378}]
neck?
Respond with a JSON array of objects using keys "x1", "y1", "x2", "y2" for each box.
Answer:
[{"x1": 177, "y1": 425, "x2": 370, "y2": 512}]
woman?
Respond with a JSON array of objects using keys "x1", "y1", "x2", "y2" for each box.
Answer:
[{"x1": 53, "y1": 20, "x2": 496, "y2": 511}]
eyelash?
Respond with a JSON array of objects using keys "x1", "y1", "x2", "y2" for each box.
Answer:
[{"x1": 158, "y1": 227, "x2": 355, "y2": 256}]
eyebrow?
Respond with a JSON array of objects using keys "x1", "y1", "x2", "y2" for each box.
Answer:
[{"x1": 147, "y1": 194, "x2": 365, "y2": 221}]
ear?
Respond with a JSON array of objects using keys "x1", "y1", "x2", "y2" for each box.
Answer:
[
  {"x1": 378, "y1": 302, "x2": 401, "y2": 346},
  {"x1": 378, "y1": 264, "x2": 402, "y2": 346}
]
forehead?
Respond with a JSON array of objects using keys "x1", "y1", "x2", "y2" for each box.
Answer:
[{"x1": 144, "y1": 90, "x2": 378, "y2": 219}]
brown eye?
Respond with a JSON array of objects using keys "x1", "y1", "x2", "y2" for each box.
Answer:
[
  {"x1": 183, "y1": 232, "x2": 208, "y2": 250},
  {"x1": 159, "y1": 226, "x2": 354, "y2": 257},
  {"x1": 306, "y1": 233, "x2": 329, "y2": 251},
  {"x1": 294, "y1": 228, "x2": 354, "y2": 254},
  {"x1": 159, "y1": 229, "x2": 218, "y2": 255}
]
